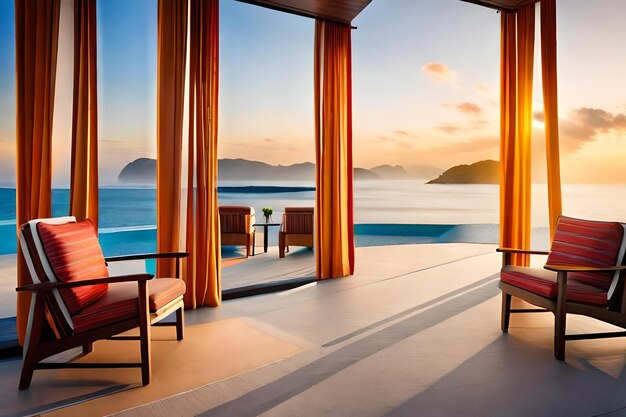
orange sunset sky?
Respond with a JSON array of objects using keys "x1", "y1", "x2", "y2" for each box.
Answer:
[{"x1": 2, "y1": 0, "x2": 626, "y2": 186}]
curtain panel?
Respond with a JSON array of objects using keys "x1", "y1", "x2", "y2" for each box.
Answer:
[
  {"x1": 499, "y1": 5, "x2": 535, "y2": 267},
  {"x1": 184, "y1": 0, "x2": 221, "y2": 307},
  {"x1": 540, "y1": 0, "x2": 563, "y2": 240},
  {"x1": 14, "y1": 0, "x2": 61, "y2": 344},
  {"x1": 314, "y1": 20, "x2": 355, "y2": 279},
  {"x1": 70, "y1": 0, "x2": 99, "y2": 227},
  {"x1": 156, "y1": 0, "x2": 220, "y2": 308},
  {"x1": 156, "y1": 0, "x2": 187, "y2": 278}
]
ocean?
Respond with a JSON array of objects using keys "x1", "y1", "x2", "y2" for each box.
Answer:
[{"x1": 1, "y1": 181, "x2": 625, "y2": 256}]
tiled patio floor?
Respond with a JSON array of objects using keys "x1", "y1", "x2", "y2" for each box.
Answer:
[{"x1": 3, "y1": 243, "x2": 626, "y2": 416}]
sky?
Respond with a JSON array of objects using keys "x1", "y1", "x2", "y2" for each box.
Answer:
[{"x1": 2, "y1": 0, "x2": 626, "y2": 185}]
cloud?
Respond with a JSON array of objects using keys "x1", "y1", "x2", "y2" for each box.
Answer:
[
  {"x1": 263, "y1": 138, "x2": 274, "y2": 142},
  {"x1": 432, "y1": 136, "x2": 499, "y2": 155},
  {"x1": 443, "y1": 102, "x2": 483, "y2": 115},
  {"x1": 421, "y1": 62, "x2": 457, "y2": 84},
  {"x1": 438, "y1": 125, "x2": 462, "y2": 135},
  {"x1": 376, "y1": 131, "x2": 416, "y2": 148},
  {"x1": 475, "y1": 83, "x2": 491, "y2": 93},
  {"x1": 535, "y1": 107, "x2": 626, "y2": 152},
  {"x1": 469, "y1": 120, "x2": 490, "y2": 131}
]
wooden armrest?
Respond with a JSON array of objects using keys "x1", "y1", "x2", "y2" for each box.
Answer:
[
  {"x1": 105, "y1": 252, "x2": 189, "y2": 263},
  {"x1": 16, "y1": 274, "x2": 154, "y2": 293},
  {"x1": 497, "y1": 248, "x2": 550, "y2": 256},
  {"x1": 544, "y1": 264, "x2": 626, "y2": 273}
]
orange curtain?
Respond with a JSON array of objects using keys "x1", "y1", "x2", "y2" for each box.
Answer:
[
  {"x1": 500, "y1": 4, "x2": 535, "y2": 266},
  {"x1": 184, "y1": 0, "x2": 221, "y2": 307},
  {"x1": 70, "y1": 0, "x2": 99, "y2": 227},
  {"x1": 314, "y1": 20, "x2": 355, "y2": 279},
  {"x1": 14, "y1": 0, "x2": 61, "y2": 344},
  {"x1": 541, "y1": 0, "x2": 562, "y2": 240},
  {"x1": 156, "y1": 0, "x2": 187, "y2": 278}
]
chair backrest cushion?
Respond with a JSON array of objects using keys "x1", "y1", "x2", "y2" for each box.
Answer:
[
  {"x1": 219, "y1": 206, "x2": 254, "y2": 233},
  {"x1": 547, "y1": 216, "x2": 625, "y2": 291},
  {"x1": 284, "y1": 207, "x2": 314, "y2": 234},
  {"x1": 37, "y1": 219, "x2": 109, "y2": 315}
]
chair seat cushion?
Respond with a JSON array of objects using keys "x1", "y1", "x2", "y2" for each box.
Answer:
[
  {"x1": 72, "y1": 278, "x2": 186, "y2": 334},
  {"x1": 501, "y1": 265, "x2": 608, "y2": 306}
]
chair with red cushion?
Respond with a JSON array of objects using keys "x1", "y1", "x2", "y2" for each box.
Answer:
[
  {"x1": 499, "y1": 216, "x2": 626, "y2": 360},
  {"x1": 279, "y1": 207, "x2": 314, "y2": 258},
  {"x1": 16, "y1": 216, "x2": 187, "y2": 389}
]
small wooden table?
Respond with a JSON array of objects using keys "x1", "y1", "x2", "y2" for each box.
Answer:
[{"x1": 253, "y1": 223, "x2": 281, "y2": 254}]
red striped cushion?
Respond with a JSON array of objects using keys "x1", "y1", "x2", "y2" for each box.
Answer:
[
  {"x1": 73, "y1": 278, "x2": 185, "y2": 333},
  {"x1": 37, "y1": 219, "x2": 109, "y2": 315},
  {"x1": 547, "y1": 216, "x2": 624, "y2": 291},
  {"x1": 501, "y1": 265, "x2": 608, "y2": 306}
]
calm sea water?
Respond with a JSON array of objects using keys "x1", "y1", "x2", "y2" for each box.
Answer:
[{"x1": 1, "y1": 181, "x2": 625, "y2": 255}]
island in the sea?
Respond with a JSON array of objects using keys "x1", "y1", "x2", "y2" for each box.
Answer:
[
  {"x1": 118, "y1": 158, "x2": 443, "y2": 185},
  {"x1": 119, "y1": 158, "x2": 390, "y2": 185},
  {"x1": 427, "y1": 160, "x2": 499, "y2": 184}
]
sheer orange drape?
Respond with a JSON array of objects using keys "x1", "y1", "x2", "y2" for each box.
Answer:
[
  {"x1": 314, "y1": 20, "x2": 355, "y2": 279},
  {"x1": 184, "y1": 0, "x2": 221, "y2": 307},
  {"x1": 541, "y1": 0, "x2": 562, "y2": 240},
  {"x1": 70, "y1": 0, "x2": 99, "y2": 227},
  {"x1": 500, "y1": 5, "x2": 535, "y2": 266},
  {"x1": 156, "y1": 0, "x2": 187, "y2": 278},
  {"x1": 15, "y1": 0, "x2": 61, "y2": 344}
]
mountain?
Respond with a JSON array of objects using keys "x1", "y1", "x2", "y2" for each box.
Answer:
[
  {"x1": 118, "y1": 158, "x2": 156, "y2": 184},
  {"x1": 118, "y1": 158, "x2": 382, "y2": 185},
  {"x1": 406, "y1": 165, "x2": 443, "y2": 180},
  {"x1": 371, "y1": 165, "x2": 407, "y2": 179},
  {"x1": 427, "y1": 160, "x2": 499, "y2": 184},
  {"x1": 354, "y1": 168, "x2": 381, "y2": 180},
  {"x1": 218, "y1": 159, "x2": 315, "y2": 181}
]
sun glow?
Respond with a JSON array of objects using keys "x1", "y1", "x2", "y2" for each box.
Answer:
[{"x1": 532, "y1": 118, "x2": 545, "y2": 130}]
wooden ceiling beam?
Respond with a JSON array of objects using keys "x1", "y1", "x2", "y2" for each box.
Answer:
[
  {"x1": 235, "y1": 0, "x2": 372, "y2": 24},
  {"x1": 460, "y1": 0, "x2": 540, "y2": 12}
]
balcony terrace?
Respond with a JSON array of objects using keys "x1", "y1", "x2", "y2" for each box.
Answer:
[
  {"x1": 3, "y1": 0, "x2": 626, "y2": 415},
  {"x1": 2, "y1": 242, "x2": 626, "y2": 416}
]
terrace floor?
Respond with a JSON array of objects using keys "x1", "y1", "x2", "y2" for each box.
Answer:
[{"x1": 3, "y1": 243, "x2": 626, "y2": 416}]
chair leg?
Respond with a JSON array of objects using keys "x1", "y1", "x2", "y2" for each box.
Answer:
[
  {"x1": 19, "y1": 355, "x2": 37, "y2": 391},
  {"x1": 279, "y1": 232, "x2": 285, "y2": 258},
  {"x1": 554, "y1": 271, "x2": 567, "y2": 360},
  {"x1": 554, "y1": 303, "x2": 566, "y2": 361},
  {"x1": 138, "y1": 281, "x2": 152, "y2": 385},
  {"x1": 82, "y1": 343, "x2": 93, "y2": 354},
  {"x1": 175, "y1": 307, "x2": 184, "y2": 341},
  {"x1": 501, "y1": 292, "x2": 512, "y2": 333},
  {"x1": 19, "y1": 295, "x2": 45, "y2": 390}
]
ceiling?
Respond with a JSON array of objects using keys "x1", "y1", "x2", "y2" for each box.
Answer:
[
  {"x1": 236, "y1": 0, "x2": 373, "y2": 24},
  {"x1": 459, "y1": 0, "x2": 537, "y2": 11},
  {"x1": 236, "y1": 0, "x2": 537, "y2": 25}
]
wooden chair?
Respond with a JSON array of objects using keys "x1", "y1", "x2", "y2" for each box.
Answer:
[
  {"x1": 219, "y1": 206, "x2": 255, "y2": 257},
  {"x1": 16, "y1": 216, "x2": 187, "y2": 390},
  {"x1": 499, "y1": 216, "x2": 626, "y2": 360},
  {"x1": 279, "y1": 207, "x2": 314, "y2": 258}
]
